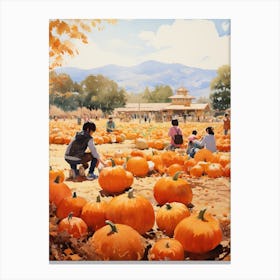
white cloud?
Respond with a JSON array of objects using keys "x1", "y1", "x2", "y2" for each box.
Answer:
[
  {"x1": 62, "y1": 19, "x2": 230, "y2": 70},
  {"x1": 138, "y1": 19, "x2": 230, "y2": 69},
  {"x1": 62, "y1": 41, "x2": 138, "y2": 69}
]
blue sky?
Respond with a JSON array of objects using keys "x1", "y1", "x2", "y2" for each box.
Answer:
[{"x1": 61, "y1": 19, "x2": 230, "y2": 70}]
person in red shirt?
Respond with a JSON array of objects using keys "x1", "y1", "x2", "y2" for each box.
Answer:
[{"x1": 223, "y1": 113, "x2": 231, "y2": 135}]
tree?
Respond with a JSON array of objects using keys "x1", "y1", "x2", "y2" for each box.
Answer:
[
  {"x1": 142, "y1": 85, "x2": 172, "y2": 103},
  {"x1": 209, "y1": 65, "x2": 231, "y2": 112},
  {"x1": 49, "y1": 19, "x2": 116, "y2": 69},
  {"x1": 81, "y1": 75, "x2": 127, "y2": 113},
  {"x1": 49, "y1": 71, "x2": 75, "y2": 94}
]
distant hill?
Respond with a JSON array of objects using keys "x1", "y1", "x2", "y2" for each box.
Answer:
[{"x1": 55, "y1": 60, "x2": 217, "y2": 99}]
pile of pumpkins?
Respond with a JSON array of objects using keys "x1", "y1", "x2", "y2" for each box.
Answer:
[
  {"x1": 49, "y1": 161, "x2": 225, "y2": 261},
  {"x1": 101, "y1": 148, "x2": 230, "y2": 179}
]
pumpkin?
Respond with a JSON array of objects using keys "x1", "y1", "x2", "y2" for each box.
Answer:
[
  {"x1": 98, "y1": 161, "x2": 134, "y2": 194},
  {"x1": 151, "y1": 154, "x2": 166, "y2": 174},
  {"x1": 205, "y1": 163, "x2": 223, "y2": 178},
  {"x1": 87, "y1": 220, "x2": 145, "y2": 260},
  {"x1": 183, "y1": 158, "x2": 197, "y2": 173},
  {"x1": 194, "y1": 148, "x2": 214, "y2": 162},
  {"x1": 161, "y1": 151, "x2": 176, "y2": 167},
  {"x1": 135, "y1": 138, "x2": 148, "y2": 150},
  {"x1": 148, "y1": 238, "x2": 185, "y2": 261},
  {"x1": 130, "y1": 149, "x2": 145, "y2": 158},
  {"x1": 56, "y1": 192, "x2": 87, "y2": 219},
  {"x1": 218, "y1": 154, "x2": 230, "y2": 167},
  {"x1": 49, "y1": 176, "x2": 72, "y2": 207},
  {"x1": 223, "y1": 163, "x2": 231, "y2": 177},
  {"x1": 153, "y1": 171, "x2": 193, "y2": 205},
  {"x1": 106, "y1": 189, "x2": 155, "y2": 234},
  {"x1": 156, "y1": 202, "x2": 190, "y2": 236},
  {"x1": 49, "y1": 167, "x2": 65, "y2": 183},
  {"x1": 189, "y1": 164, "x2": 204, "y2": 177},
  {"x1": 126, "y1": 156, "x2": 149, "y2": 177},
  {"x1": 166, "y1": 163, "x2": 184, "y2": 177},
  {"x1": 57, "y1": 213, "x2": 88, "y2": 238},
  {"x1": 80, "y1": 195, "x2": 108, "y2": 231},
  {"x1": 153, "y1": 140, "x2": 165, "y2": 150},
  {"x1": 174, "y1": 209, "x2": 223, "y2": 253}
]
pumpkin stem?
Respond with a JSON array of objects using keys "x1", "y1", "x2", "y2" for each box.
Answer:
[
  {"x1": 165, "y1": 203, "x2": 172, "y2": 210},
  {"x1": 73, "y1": 192, "x2": 77, "y2": 198},
  {"x1": 198, "y1": 209, "x2": 207, "y2": 221},
  {"x1": 165, "y1": 242, "x2": 170, "y2": 248},
  {"x1": 96, "y1": 195, "x2": 101, "y2": 203},
  {"x1": 128, "y1": 189, "x2": 134, "y2": 199},
  {"x1": 68, "y1": 212, "x2": 73, "y2": 223},
  {"x1": 105, "y1": 220, "x2": 118, "y2": 233},
  {"x1": 173, "y1": 171, "x2": 182, "y2": 181},
  {"x1": 110, "y1": 158, "x2": 116, "y2": 167},
  {"x1": 54, "y1": 175, "x2": 60, "y2": 183}
]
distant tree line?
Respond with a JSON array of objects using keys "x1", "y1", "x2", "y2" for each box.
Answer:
[{"x1": 49, "y1": 64, "x2": 230, "y2": 114}]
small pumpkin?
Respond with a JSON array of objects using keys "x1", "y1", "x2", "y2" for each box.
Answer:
[
  {"x1": 194, "y1": 148, "x2": 214, "y2": 162},
  {"x1": 80, "y1": 195, "x2": 108, "y2": 231},
  {"x1": 56, "y1": 192, "x2": 87, "y2": 219},
  {"x1": 148, "y1": 238, "x2": 185, "y2": 261},
  {"x1": 87, "y1": 220, "x2": 145, "y2": 260},
  {"x1": 153, "y1": 171, "x2": 193, "y2": 205},
  {"x1": 49, "y1": 167, "x2": 65, "y2": 183},
  {"x1": 205, "y1": 163, "x2": 223, "y2": 178},
  {"x1": 126, "y1": 156, "x2": 149, "y2": 177},
  {"x1": 135, "y1": 138, "x2": 148, "y2": 150},
  {"x1": 57, "y1": 213, "x2": 88, "y2": 238},
  {"x1": 156, "y1": 202, "x2": 190, "y2": 236},
  {"x1": 189, "y1": 164, "x2": 204, "y2": 177},
  {"x1": 174, "y1": 209, "x2": 223, "y2": 253},
  {"x1": 223, "y1": 163, "x2": 231, "y2": 177},
  {"x1": 49, "y1": 176, "x2": 72, "y2": 207},
  {"x1": 166, "y1": 163, "x2": 184, "y2": 177},
  {"x1": 106, "y1": 189, "x2": 155, "y2": 234},
  {"x1": 98, "y1": 160, "x2": 134, "y2": 194}
]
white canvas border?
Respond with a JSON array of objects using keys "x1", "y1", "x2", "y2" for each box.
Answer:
[{"x1": 0, "y1": 0, "x2": 279, "y2": 279}]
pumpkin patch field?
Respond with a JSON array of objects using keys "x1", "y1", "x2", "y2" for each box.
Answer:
[{"x1": 49, "y1": 118, "x2": 230, "y2": 261}]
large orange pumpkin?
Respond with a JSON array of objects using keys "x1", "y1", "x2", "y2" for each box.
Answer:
[
  {"x1": 205, "y1": 163, "x2": 223, "y2": 178},
  {"x1": 56, "y1": 192, "x2": 87, "y2": 219},
  {"x1": 106, "y1": 189, "x2": 155, "y2": 234},
  {"x1": 153, "y1": 172, "x2": 193, "y2": 205},
  {"x1": 156, "y1": 202, "x2": 190, "y2": 236},
  {"x1": 49, "y1": 176, "x2": 72, "y2": 207},
  {"x1": 194, "y1": 148, "x2": 214, "y2": 162},
  {"x1": 98, "y1": 162, "x2": 133, "y2": 194},
  {"x1": 174, "y1": 209, "x2": 223, "y2": 253},
  {"x1": 87, "y1": 220, "x2": 145, "y2": 260},
  {"x1": 126, "y1": 156, "x2": 149, "y2": 177},
  {"x1": 57, "y1": 213, "x2": 88, "y2": 238},
  {"x1": 166, "y1": 163, "x2": 184, "y2": 177},
  {"x1": 148, "y1": 238, "x2": 185, "y2": 261},
  {"x1": 80, "y1": 195, "x2": 108, "y2": 231}
]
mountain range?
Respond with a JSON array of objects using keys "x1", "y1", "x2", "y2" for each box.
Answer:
[{"x1": 55, "y1": 60, "x2": 217, "y2": 99}]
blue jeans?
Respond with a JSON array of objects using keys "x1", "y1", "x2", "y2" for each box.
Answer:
[{"x1": 65, "y1": 153, "x2": 98, "y2": 174}]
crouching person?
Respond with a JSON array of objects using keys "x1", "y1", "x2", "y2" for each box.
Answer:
[{"x1": 65, "y1": 121, "x2": 107, "y2": 180}]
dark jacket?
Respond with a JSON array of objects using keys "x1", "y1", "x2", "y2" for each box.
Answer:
[{"x1": 66, "y1": 131, "x2": 92, "y2": 158}]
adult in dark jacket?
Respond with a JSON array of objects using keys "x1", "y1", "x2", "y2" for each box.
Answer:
[{"x1": 65, "y1": 122, "x2": 107, "y2": 180}]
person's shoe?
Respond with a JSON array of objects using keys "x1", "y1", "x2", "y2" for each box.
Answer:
[
  {"x1": 86, "y1": 173, "x2": 98, "y2": 180},
  {"x1": 69, "y1": 169, "x2": 78, "y2": 179},
  {"x1": 79, "y1": 166, "x2": 85, "y2": 176}
]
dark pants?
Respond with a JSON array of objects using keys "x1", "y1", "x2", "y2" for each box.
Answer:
[{"x1": 65, "y1": 153, "x2": 98, "y2": 174}]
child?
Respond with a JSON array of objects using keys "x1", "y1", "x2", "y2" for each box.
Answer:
[
  {"x1": 167, "y1": 118, "x2": 183, "y2": 150},
  {"x1": 223, "y1": 113, "x2": 230, "y2": 135},
  {"x1": 188, "y1": 130, "x2": 198, "y2": 142},
  {"x1": 65, "y1": 121, "x2": 107, "y2": 180},
  {"x1": 106, "y1": 116, "x2": 116, "y2": 133}
]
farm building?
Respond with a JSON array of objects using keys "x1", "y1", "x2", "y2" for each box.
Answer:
[{"x1": 114, "y1": 87, "x2": 210, "y2": 122}]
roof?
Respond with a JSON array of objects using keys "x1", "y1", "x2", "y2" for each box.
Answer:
[
  {"x1": 114, "y1": 102, "x2": 210, "y2": 112},
  {"x1": 169, "y1": 95, "x2": 195, "y2": 99},
  {"x1": 164, "y1": 103, "x2": 210, "y2": 111}
]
